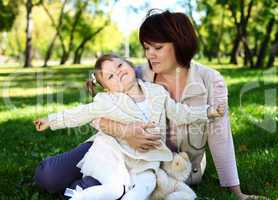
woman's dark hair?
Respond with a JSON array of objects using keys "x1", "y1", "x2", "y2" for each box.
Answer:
[
  {"x1": 139, "y1": 9, "x2": 198, "y2": 68},
  {"x1": 86, "y1": 53, "x2": 134, "y2": 97}
]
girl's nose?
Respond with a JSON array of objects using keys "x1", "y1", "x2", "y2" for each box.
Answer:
[{"x1": 116, "y1": 68, "x2": 123, "y2": 78}]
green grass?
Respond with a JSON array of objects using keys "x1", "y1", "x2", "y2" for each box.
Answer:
[{"x1": 0, "y1": 62, "x2": 277, "y2": 200}]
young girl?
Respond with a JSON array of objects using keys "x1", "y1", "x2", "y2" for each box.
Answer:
[{"x1": 34, "y1": 54, "x2": 224, "y2": 200}]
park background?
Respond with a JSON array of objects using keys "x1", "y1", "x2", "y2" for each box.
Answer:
[{"x1": 0, "y1": 0, "x2": 277, "y2": 199}]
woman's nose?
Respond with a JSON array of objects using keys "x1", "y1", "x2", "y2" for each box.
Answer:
[{"x1": 145, "y1": 48, "x2": 156, "y2": 59}]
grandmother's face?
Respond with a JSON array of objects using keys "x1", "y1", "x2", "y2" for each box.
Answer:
[{"x1": 143, "y1": 42, "x2": 179, "y2": 74}]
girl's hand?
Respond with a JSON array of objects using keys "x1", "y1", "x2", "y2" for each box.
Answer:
[
  {"x1": 34, "y1": 118, "x2": 50, "y2": 132},
  {"x1": 207, "y1": 104, "x2": 225, "y2": 118},
  {"x1": 123, "y1": 122, "x2": 162, "y2": 152}
]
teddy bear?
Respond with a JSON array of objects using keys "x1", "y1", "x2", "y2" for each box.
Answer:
[{"x1": 150, "y1": 152, "x2": 196, "y2": 200}]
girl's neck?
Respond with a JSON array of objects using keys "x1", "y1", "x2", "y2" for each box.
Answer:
[{"x1": 125, "y1": 81, "x2": 145, "y2": 102}]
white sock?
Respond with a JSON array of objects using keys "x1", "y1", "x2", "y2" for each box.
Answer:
[
  {"x1": 122, "y1": 170, "x2": 156, "y2": 200},
  {"x1": 65, "y1": 183, "x2": 124, "y2": 200}
]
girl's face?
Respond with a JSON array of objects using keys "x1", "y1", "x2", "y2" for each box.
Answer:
[
  {"x1": 99, "y1": 58, "x2": 136, "y2": 92},
  {"x1": 143, "y1": 42, "x2": 180, "y2": 74}
]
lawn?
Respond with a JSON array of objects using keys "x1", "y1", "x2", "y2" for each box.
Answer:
[{"x1": 0, "y1": 61, "x2": 277, "y2": 200}]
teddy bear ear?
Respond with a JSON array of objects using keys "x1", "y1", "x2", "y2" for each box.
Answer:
[{"x1": 179, "y1": 152, "x2": 190, "y2": 161}]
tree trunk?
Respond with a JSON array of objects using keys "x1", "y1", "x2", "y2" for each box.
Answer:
[
  {"x1": 73, "y1": 25, "x2": 107, "y2": 64},
  {"x1": 255, "y1": 18, "x2": 275, "y2": 68},
  {"x1": 267, "y1": 31, "x2": 278, "y2": 68},
  {"x1": 24, "y1": 0, "x2": 33, "y2": 68},
  {"x1": 73, "y1": 45, "x2": 85, "y2": 64},
  {"x1": 42, "y1": 0, "x2": 68, "y2": 67},
  {"x1": 60, "y1": 0, "x2": 89, "y2": 65},
  {"x1": 242, "y1": 36, "x2": 254, "y2": 67},
  {"x1": 43, "y1": 33, "x2": 57, "y2": 67},
  {"x1": 216, "y1": 11, "x2": 225, "y2": 64},
  {"x1": 60, "y1": 51, "x2": 69, "y2": 65},
  {"x1": 230, "y1": 32, "x2": 241, "y2": 64},
  {"x1": 228, "y1": 0, "x2": 254, "y2": 65}
]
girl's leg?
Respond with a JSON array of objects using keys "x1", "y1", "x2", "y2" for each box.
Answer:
[
  {"x1": 122, "y1": 170, "x2": 156, "y2": 200},
  {"x1": 65, "y1": 183, "x2": 125, "y2": 200},
  {"x1": 34, "y1": 142, "x2": 100, "y2": 193}
]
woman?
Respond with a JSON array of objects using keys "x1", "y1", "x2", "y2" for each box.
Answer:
[{"x1": 34, "y1": 10, "x2": 261, "y2": 200}]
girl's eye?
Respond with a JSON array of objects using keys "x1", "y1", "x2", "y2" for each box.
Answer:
[
  {"x1": 118, "y1": 63, "x2": 122, "y2": 68},
  {"x1": 108, "y1": 74, "x2": 113, "y2": 79},
  {"x1": 143, "y1": 46, "x2": 149, "y2": 50}
]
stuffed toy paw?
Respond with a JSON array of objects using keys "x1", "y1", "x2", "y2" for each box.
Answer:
[{"x1": 151, "y1": 152, "x2": 196, "y2": 200}]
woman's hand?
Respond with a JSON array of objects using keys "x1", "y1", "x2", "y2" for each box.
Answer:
[
  {"x1": 123, "y1": 122, "x2": 162, "y2": 152},
  {"x1": 229, "y1": 185, "x2": 269, "y2": 200},
  {"x1": 34, "y1": 118, "x2": 50, "y2": 132},
  {"x1": 237, "y1": 193, "x2": 269, "y2": 200},
  {"x1": 207, "y1": 104, "x2": 225, "y2": 118}
]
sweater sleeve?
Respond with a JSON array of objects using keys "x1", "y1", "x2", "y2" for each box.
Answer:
[
  {"x1": 48, "y1": 103, "x2": 96, "y2": 130},
  {"x1": 48, "y1": 93, "x2": 109, "y2": 130},
  {"x1": 164, "y1": 89, "x2": 209, "y2": 126},
  {"x1": 204, "y1": 68, "x2": 240, "y2": 187}
]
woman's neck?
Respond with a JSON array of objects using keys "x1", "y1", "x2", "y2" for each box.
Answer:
[{"x1": 155, "y1": 67, "x2": 188, "y2": 101}]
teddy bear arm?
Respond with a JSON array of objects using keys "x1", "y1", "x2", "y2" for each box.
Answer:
[{"x1": 165, "y1": 182, "x2": 196, "y2": 200}]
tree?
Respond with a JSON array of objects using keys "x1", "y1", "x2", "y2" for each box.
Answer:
[
  {"x1": 42, "y1": 0, "x2": 68, "y2": 67},
  {"x1": 225, "y1": 0, "x2": 254, "y2": 66},
  {"x1": 196, "y1": 0, "x2": 234, "y2": 62},
  {"x1": 23, "y1": 0, "x2": 42, "y2": 68},
  {"x1": 72, "y1": 17, "x2": 109, "y2": 64},
  {"x1": 267, "y1": 31, "x2": 278, "y2": 68},
  {"x1": 255, "y1": 17, "x2": 275, "y2": 68},
  {"x1": 128, "y1": 29, "x2": 143, "y2": 58},
  {"x1": 0, "y1": 0, "x2": 19, "y2": 31}
]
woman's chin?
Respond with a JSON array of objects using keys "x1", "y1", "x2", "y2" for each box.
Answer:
[{"x1": 152, "y1": 67, "x2": 163, "y2": 74}]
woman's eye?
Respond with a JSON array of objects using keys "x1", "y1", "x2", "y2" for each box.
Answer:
[
  {"x1": 143, "y1": 46, "x2": 149, "y2": 50},
  {"x1": 155, "y1": 46, "x2": 163, "y2": 50}
]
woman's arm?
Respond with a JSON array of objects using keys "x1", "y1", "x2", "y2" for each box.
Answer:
[
  {"x1": 204, "y1": 70, "x2": 262, "y2": 199},
  {"x1": 92, "y1": 118, "x2": 161, "y2": 152}
]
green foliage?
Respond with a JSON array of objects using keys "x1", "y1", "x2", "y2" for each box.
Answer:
[
  {"x1": 129, "y1": 29, "x2": 144, "y2": 58},
  {"x1": 0, "y1": 0, "x2": 19, "y2": 31},
  {"x1": 196, "y1": 0, "x2": 278, "y2": 66},
  {"x1": 1, "y1": 0, "x2": 124, "y2": 62},
  {"x1": 85, "y1": 16, "x2": 124, "y2": 54},
  {"x1": 0, "y1": 63, "x2": 277, "y2": 199}
]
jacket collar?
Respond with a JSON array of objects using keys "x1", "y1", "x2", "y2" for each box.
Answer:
[
  {"x1": 142, "y1": 61, "x2": 207, "y2": 102},
  {"x1": 110, "y1": 80, "x2": 165, "y2": 124}
]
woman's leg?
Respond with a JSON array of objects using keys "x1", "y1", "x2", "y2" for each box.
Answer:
[
  {"x1": 122, "y1": 170, "x2": 156, "y2": 200},
  {"x1": 34, "y1": 142, "x2": 100, "y2": 193}
]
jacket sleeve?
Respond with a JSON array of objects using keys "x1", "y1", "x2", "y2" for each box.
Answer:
[
  {"x1": 163, "y1": 88, "x2": 209, "y2": 126},
  {"x1": 200, "y1": 65, "x2": 240, "y2": 186},
  {"x1": 48, "y1": 93, "x2": 109, "y2": 130}
]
